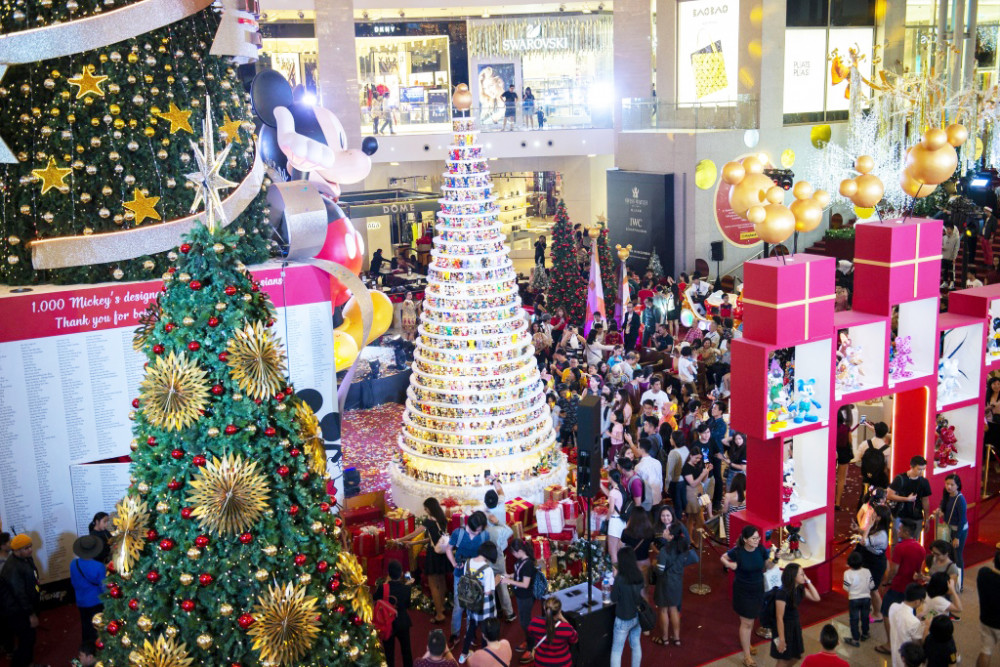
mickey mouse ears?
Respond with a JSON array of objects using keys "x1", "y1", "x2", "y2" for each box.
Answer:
[{"x1": 251, "y1": 69, "x2": 294, "y2": 127}]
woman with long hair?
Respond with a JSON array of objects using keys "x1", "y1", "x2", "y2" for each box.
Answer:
[
  {"x1": 721, "y1": 525, "x2": 770, "y2": 667},
  {"x1": 857, "y1": 503, "x2": 891, "y2": 622},
  {"x1": 610, "y1": 547, "x2": 646, "y2": 667},
  {"x1": 549, "y1": 307, "x2": 567, "y2": 338},
  {"x1": 621, "y1": 508, "x2": 655, "y2": 601},
  {"x1": 682, "y1": 448, "x2": 712, "y2": 536},
  {"x1": 933, "y1": 473, "x2": 968, "y2": 589},
  {"x1": 652, "y1": 523, "x2": 688, "y2": 646},
  {"x1": 770, "y1": 563, "x2": 819, "y2": 667},
  {"x1": 88, "y1": 512, "x2": 112, "y2": 563},
  {"x1": 526, "y1": 597, "x2": 577, "y2": 667},
  {"x1": 835, "y1": 405, "x2": 860, "y2": 510},
  {"x1": 722, "y1": 473, "x2": 747, "y2": 540},
  {"x1": 724, "y1": 432, "x2": 747, "y2": 490},
  {"x1": 601, "y1": 469, "x2": 628, "y2": 564},
  {"x1": 500, "y1": 539, "x2": 537, "y2": 659},
  {"x1": 395, "y1": 497, "x2": 451, "y2": 624}
]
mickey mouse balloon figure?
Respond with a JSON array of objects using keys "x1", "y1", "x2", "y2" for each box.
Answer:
[{"x1": 251, "y1": 69, "x2": 379, "y2": 306}]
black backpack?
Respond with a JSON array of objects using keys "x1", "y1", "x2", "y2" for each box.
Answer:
[
  {"x1": 619, "y1": 478, "x2": 643, "y2": 522},
  {"x1": 457, "y1": 562, "x2": 490, "y2": 614},
  {"x1": 860, "y1": 440, "x2": 889, "y2": 484},
  {"x1": 760, "y1": 587, "x2": 780, "y2": 630}
]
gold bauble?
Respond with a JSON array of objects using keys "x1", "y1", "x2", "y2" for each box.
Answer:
[
  {"x1": 453, "y1": 83, "x2": 473, "y2": 111},
  {"x1": 298, "y1": 573, "x2": 312, "y2": 585},
  {"x1": 746, "y1": 206, "x2": 766, "y2": 225},
  {"x1": 813, "y1": 189, "x2": 831, "y2": 208},
  {"x1": 220, "y1": 603, "x2": 234, "y2": 616},
  {"x1": 179, "y1": 573, "x2": 194, "y2": 586},
  {"x1": 838, "y1": 179, "x2": 858, "y2": 197},
  {"x1": 207, "y1": 427, "x2": 219, "y2": 437},
  {"x1": 721, "y1": 161, "x2": 745, "y2": 185},
  {"x1": 900, "y1": 172, "x2": 933, "y2": 198},
  {"x1": 137, "y1": 482, "x2": 150, "y2": 494},
  {"x1": 791, "y1": 181, "x2": 814, "y2": 200},
  {"x1": 728, "y1": 172, "x2": 773, "y2": 217},
  {"x1": 196, "y1": 634, "x2": 213, "y2": 650},
  {"x1": 92, "y1": 612, "x2": 105, "y2": 629},
  {"x1": 164, "y1": 625, "x2": 178, "y2": 638},
  {"x1": 854, "y1": 155, "x2": 875, "y2": 174},
  {"x1": 790, "y1": 198, "x2": 824, "y2": 233},
  {"x1": 851, "y1": 173, "x2": 885, "y2": 208},
  {"x1": 338, "y1": 632, "x2": 350, "y2": 646},
  {"x1": 187, "y1": 547, "x2": 201, "y2": 560},
  {"x1": 155, "y1": 501, "x2": 169, "y2": 513},
  {"x1": 263, "y1": 545, "x2": 278, "y2": 557},
  {"x1": 765, "y1": 186, "x2": 785, "y2": 205},
  {"x1": 946, "y1": 123, "x2": 969, "y2": 148},
  {"x1": 255, "y1": 568, "x2": 270, "y2": 581},
  {"x1": 741, "y1": 155, "x2": 764, "y2": 174},
  {"x1": 137, "y1": 615, "x2": 153, "y2": 632},
  {"x1": 754, "y1": 204, "x2": 796, "y2": 244},
  {"x1": 182, "y1": 317, "x2": 195, "y2": 326},
  {"x1": 120, "y1": 634, "x2": 131, "y2": 648},
  {"x1": 311, "y1": 521, "x2": 324, "y2": 534},
  {"x1": 921, "y1": 128, "x2": 949, "y2": 151},
  {"x1": 905, "y1": 143, "x2": 957, "y2": 185}
]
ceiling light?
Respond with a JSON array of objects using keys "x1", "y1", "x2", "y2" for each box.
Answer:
[
  {"x1": 399, "y1": 9, "x2": 405, "y2": 17},
  {"x1": 482, "y1": 9, "x2": 490, "y2": 17},
  {"x1": 390, "y1": 162, "x2": 400, "y2": 166},
  {"x1": 597, "y1": 2, "x2": 604, "y2": 10},
  {"x1": 582, "y1": 6, "x2": 592, "y2": 13}
]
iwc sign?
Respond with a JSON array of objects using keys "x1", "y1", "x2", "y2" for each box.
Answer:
[{"x1": 607, "y1": 170, "x2": 674, "y2": 275}]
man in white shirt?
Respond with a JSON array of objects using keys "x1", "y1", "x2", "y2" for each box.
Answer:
[
  {"x1": 689, "y1": 274, "x2": 711, "y2": 315},
  {"x1": 634, "y1": 438, "x2": 663, "y2": 511},
  {"x1": 887, "y1": 583, "x2": 929, "y2": 667},
  {"x1": 678, "y1": 347, "x2": 697, "y2": 384},
  {"x1": 967, "y1": 269, "x2": 984, "y2": 289},
  {"x1": 704, "y1": 318, "x2": 721, "y2": 348},
  {"x1": 640, "y1": 375, "x2": 671, "y2": 413}
]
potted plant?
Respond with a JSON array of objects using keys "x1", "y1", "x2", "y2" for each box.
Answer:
[{"x1": 415, "y1": 233, "x2": 432, "y2": 252}]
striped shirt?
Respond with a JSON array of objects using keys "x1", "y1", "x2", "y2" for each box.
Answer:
[{"x1": 527, "y1": 617, "x2": 578, "y2": 667}]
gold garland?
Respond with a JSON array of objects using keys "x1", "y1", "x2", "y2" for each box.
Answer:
[
  {"x1": 336, "y1": 551, "x2": 374, "y2": 623},
  {"x1": 294, "y1": 399, "x2": 327, "y2": 477}
]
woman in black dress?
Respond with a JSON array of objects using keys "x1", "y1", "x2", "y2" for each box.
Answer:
[
  {"x1": 720, "y1": 524, "x2": 769, "y2": 667},
  {"x1": 396, "y1": 497, "x2": 451, "y2": 624},
  {"x1": 771, "y1": 563, "x2": 819, "y2": 667},
  {"x1": 653, "y1": 523, "x2": 687, "y2": 646}
]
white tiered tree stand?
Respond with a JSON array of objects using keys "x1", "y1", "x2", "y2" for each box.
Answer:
[{"x1": 390, "y1": 95, "x2": 566, "y2": 513}]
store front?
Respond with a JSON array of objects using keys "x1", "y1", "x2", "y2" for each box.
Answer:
[
  {"x1": 467, "y1": 15, "x2": 614, "y2": 129},
  {"x1": 259, "y1": 21, "x2": 320, "y2": 97}
]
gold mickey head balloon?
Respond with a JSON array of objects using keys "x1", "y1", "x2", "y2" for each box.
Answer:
[
  {"x1": 921, "y1": 128, "x2": 949, "y2": 151},
  {"x1": 741, "y1": 155, "x2": 765, "y2": 174},
  {"x1": 755, "y1": 204, "x2": 796, "y2": 244},
  {"x1": 905, "y1": 143, "x2": 957, "y2": 186},
  {"x1": 813, "y1": 189, "x2": 831, "y2": 208},
  {"x1": 747, "y1": 205, "x2": 766, "y2": 224},
  {"x1": 851, "y1": 173, "x2": 884, "y2": 208},
  {"x1": 946, "y1": 123, "x2": 968, "y2": 148},
  {"x1": 728, "y1": 172, "x2": 774, "y2": 217},
  {"x1": 900, "y1": 171, "x2": 933, "y2": 199},
  {"x1": 790, "y1": 197, "x2": 823, "y2": 233},
  {"x1": 453, "y1": 83, "x2": 473, "y2": 111},
  {"x1": 855, "y1": 155, "x2": 875, "y2": 175},
  {"x1": 792, "y1": 181, "x2": 814, "y2": 200},
  {"x1": 839, "y1": 178, "x2": 858, "y2": 198},
  {"x1": 721, "y1": 161, "x2": 746, "y2": 185}
]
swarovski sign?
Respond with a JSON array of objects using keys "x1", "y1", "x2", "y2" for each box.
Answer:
[{"x1": 501, "y1": 24, "x2": 569, "y2": 51}]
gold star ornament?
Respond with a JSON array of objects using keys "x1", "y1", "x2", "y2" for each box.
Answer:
[
  {"x1": 248, "y1": 583, "x2": 321, "y2": 666},
  {"x1": 32, "y1": 157, "x2": 72, "y2": 194},
  {"x1": 219, "y1": 113, "x2": 243, "y2": 144},
  {"x1": 128, "y1": 634, "x2": 194, "y2": 667},
  {"x1": 226, "y1": 321, "x2": 288, "y2": 401},
  {"x1": 68, "y1": 65, "x2": 109, "y2": 99},
  {"x1": 110, "y1": 496, "x2": 150, "y2": 574},
  {"x1": 294, "y1": 399, "x2": 328, "y2": 477},
  {"x1": 186, "y1": 454, "x2": 271, "y2": 535},
  {"x1": 124, "y1": 188, "x2": 162, "y2": 225},
  {"x1": 139, "y1": 351, "x2": 210, "y2": 431},
  {"x1": 155, "y1": 102, "x2": 194, "y2": 134}
]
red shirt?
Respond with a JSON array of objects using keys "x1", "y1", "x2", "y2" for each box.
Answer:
[
  {"x1": 890, "y1": 538, "x2": 927, "y2": 593},
  {"x1": 801, "y1": 652, "x2": 849, "y2": 667},
  {"x1": 528, "y1": 617, "x2": 578, "y2": 667}
]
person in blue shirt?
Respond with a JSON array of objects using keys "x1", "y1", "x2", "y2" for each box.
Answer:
[
  {"x1": 705, "y1": 401, "x2": 730, "y2": 511},
  {"x1": 70, "y1": 535, "x2": 106, "y2": 646},
  {"x1": 444, "y1": 511, "x2": 489, "y2": 649}
]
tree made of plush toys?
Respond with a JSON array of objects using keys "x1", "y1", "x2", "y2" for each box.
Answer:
[{"x1": 935, "y1": 415, "x2": 959, "y2": 468}]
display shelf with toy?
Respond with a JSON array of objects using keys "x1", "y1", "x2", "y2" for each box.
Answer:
[
  {"x1": 744, "y1": 429, "x2": 829, "y2": 527},
  {"x1": 834, "y1": 311, "x2": 889, "y2": 400},
  {"x1": 727, "y1": 511, "x2": 830, "y2": 587},
  {"x1": 887, "y1": 298, "x2": 940, "y2": 387},
  {"x1": 936, "y1": 314, "x2": 985, "y2": 411},
  {"x1": 933, "y1": 405, "x2": 979, "y2": 475},
  {"x1": 946, "y1": 284, "x2": 1000, "y2": 367}
]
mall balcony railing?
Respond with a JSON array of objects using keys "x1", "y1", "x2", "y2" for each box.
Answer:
[
  {"x1": 361, "y1": 100, "x2": 614, "y2": 135},
  {"x1": 620, "y1": 95, "x2": 759, "y2": 131}
]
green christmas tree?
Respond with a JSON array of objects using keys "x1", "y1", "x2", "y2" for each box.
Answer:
[
  {"x1": 547, "y1": 200, "x2": 586, "y2": 325},
  {"x1": 647, "y1": 246, "x2": 664, "y2": 280},
  {"x1": 595, "y1": 227, "x2": 617, "y2": 305},
  {"x1": 94, "y1": 223, "x2": 384, "y2": 666},
  {"x1": 529, "y1": 260, "x2": 550, "y2": 293},
  {"x1": 0, "y1": 0, "x2": 269, "y2": 285}
]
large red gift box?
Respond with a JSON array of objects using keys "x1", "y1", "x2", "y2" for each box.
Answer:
[
  {"x1": 384, "y1": 508, "x2": 416, "y2": 540},
  {"x1": 532, "y1": 538, "x2": 552, "y2": 562},
  {"x1": 448, "y1": 511, "x2": 470, "y2": 532},
  {"x1": 506, "y1": 497, "x2": 535, "y2": 528},
  {"x1": 361, "y1": 554, "x2": 385, "y2": 586},
  {"x1": 560, "y1": 498, "x2": 580, "y2": 521},
  {"x1": 351, "y1": 524, "x2": 386, "y2": 557},
  {"x1": 382, "y1": 547, "x2": 410, "y2": 571},
  {"x1": 852, "y1": 217, "x2": 943, "y2": 314},
  {"x1": 341, "y1": 504, "x2": 383, "y2": 528},
  {"x1": 742, "y1": 254, "x2": 836, "y2": 346}
]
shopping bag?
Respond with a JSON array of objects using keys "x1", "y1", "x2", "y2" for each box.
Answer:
[{"x1": 691, "y1": 40, "x2": 727, "y2": 99}]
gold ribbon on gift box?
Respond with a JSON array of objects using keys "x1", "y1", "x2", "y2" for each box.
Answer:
[
  {"x1": 741, "y1": 261, "x2": 835, "y2": 337},
  {"x1": 852, "y1": 222, "x2": 941, "y2": 299},
  {"x1": 385, "y1": 508, "x2": 413, "y2": 521}
]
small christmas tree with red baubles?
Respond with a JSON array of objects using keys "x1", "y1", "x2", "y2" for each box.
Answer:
[
  {"x1": 547, "y1": 200, "x2": 586, "y2": 325},
  {"x1": 595, "y1": 226, "x2": 617, "y2": 306}
]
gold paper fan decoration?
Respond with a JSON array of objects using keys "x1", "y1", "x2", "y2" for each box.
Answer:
[
  {"x1": 225, "y1": 321, "x2": 287, "y2": 400},
  {"x1": 133, "y1": 300, "x2": 161, "y2": 351},
  {"x1": 248, "y1": 582, "x2": 321, "y2": 666},
  {"x1": 295, "y1": 400, "x2": 327, "y2": 477},
  {"x1": 337, "y1": 551, "x2": 374, "y2": 623},
  {"x1": 111, "y1": 496, "x2": 150, "y2": 574},
  {"x1": 129, "y1": 634, "x2": 195, "y2": 667},
  {"x1": 186, "y1": 454, "x2": 271, "y2": 535},
  {"x1": 139, "y1": 352, "x2": 211, "y2": 431}
]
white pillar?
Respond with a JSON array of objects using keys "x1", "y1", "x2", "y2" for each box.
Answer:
[{"x1": 315, "y1": 0, "x2": 362, "y2": 144}]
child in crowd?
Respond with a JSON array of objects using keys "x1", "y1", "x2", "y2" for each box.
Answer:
[{"x1": 843, "y1": 550, "x2": 875, "y2": 646}]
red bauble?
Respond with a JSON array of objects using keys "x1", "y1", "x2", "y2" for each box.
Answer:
[
  {"x1": 108, "y1": 586, "x2": 122, "y2": 599},
  {"x1": 187, "y1": 341, "x2": 201, "y2": 351},
  {"x1": 266, "y1": 319, "x2": 275, "y2": 327},
  {"x1": 164, "y1": 322, "x2": 175, "y2": 332},
  {"x1": 328, "y1": 579, "x2": 340, "y2": 592},
  {"x1": 128, "y1": 599, "x2": 140, "y2": 611},
  {"x1": 224, "y1": 285, "x2": 238, "y2": 296},
  {"x1": 180, "y1": 507, "x2": 193, "y2": 519},
  {"x1": 180, "y1": 599, "x2": 195, "y2": 612},
  {"x1": 131, "y1": 398, "x2": 140, "y2": 408},
  {"x1": 218, "y1": 352, "x2": 228, "y2": 362},
  {"x1": 168, "y1": 266, "x2": 176, "y2": 273},
  {"x1": 319, "y1": 502, "x2": 330, "y2": 513},
  {"x1": 198, "y1": 573, "x2": 213, "y2": 587},
  {"x1": 289, "y1": 448, "x2": 301, "y2": 457},
  {"x1": 147, "y1": 436, "x2": 157, "y2": 446},
  {"x1": 145, "y1": 529, "x2": 158, "y2": 541},
  {"x1": 167, "y1": 479, "x2": 182, "y2": 491},
  {"x1": 106, "y1": 620, "x2": 120, "y2": 635},
  {"x1": 288, "y1": 505, "x2": 299, "y2": 516},
  {"x1": 334, "y1": 518, "x2": 342, "y2": 527},
  {"x1": 284, "y1": 386, "x2": 293, "y2": 395},
  {"x1": 194, "y1": 535, "x2": 210, "y2": 548},
  {"x1": 208, "y1": 317, "x2": 219, "y2": 327},
  {"x1": 180, "y1": 243, "x2": 191, "y2": 254},
  {"x1": 152, "y1": 344, "x2": 165, "y2": 354},
  {"x1": 352, "y1": 615, "x2": 363, "y2": 626},
  {"x1": 277, "y1": 465, "x2": 290, "y2": 478},
  {"x1": 264, "y1": 427, "x2": 276, "y2": 437},
  {"x1": 301, "y1": 472, "x2": 310, "y2": 482},
  {"x1": 317, "y1": 560, "x2": 329, "y2": 573},
  {"x1": 189, "y1": 280, "x2": 202, "y2": 291},
  {"x1": 237, "y1": 613, "x2": 255, "y2": 630},
  {"x1": 254, "y1": 398, "x2": 262, "y2": 405},
  {"x1": 211, "y1": 384, "x2": 224, "y2": 396},
  {"x1": 106, "y1": 561, "x2": 116, "y2": 573},
  {"x1": 294, "y1": 553, "x2": 307, "y2": 566},
  {"x1": 147, "y1": 570, "x2": 160, "y2": 583},
  {"x1": 335, "y1": 604, "x2": 346, "y2": 614},
  {"x1": 251, "y1": 282, "x2": 260, "y2": 292},
  {"x1": 192, "y1": 455, "x2": 206, "y2": 467},
  {"x1": 274, "y1": 392, "x2": 285, "y2": 403},
  {"x1": 159, "y1": 538, "x2": 175, "y2": 551},
  {"x1": 95, "y1": 639, "x2": 104, "y2": 650},
  {"x1": 170, "y1": 449, "x2": 185, "y2": 460},
  {"x1": 239, "y1": 532, "x2": 253, "y2": 544},
  {"x1": 224, "y1": 424, "x2": 238, "y2": 435}
]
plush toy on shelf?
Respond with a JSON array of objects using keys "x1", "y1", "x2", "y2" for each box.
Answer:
[
  {"x1": 938, "y1": 358, "x2": 964, "y2": 404},
  {"x1": 990, "y1": 317, "x2": 1000, "y2": 358},
  {"x1": 781, "y1": 460, "x2": 800, "y2": 522},
  {"x1": 793, "y1": 378, "x2": 822, "y2": 423},
  {"x1": 935, "y1": 416, "x2": 959, "y2": 468},
  {"x1": 767, "y1": 359, "x2": 792, "y2": 430},
  {"x1": 782, "y1": 523, "x2": 805, "y2": 560},
  {"x1": 889, "y1": 335, "x2": 914, "y2": 381},
  {"x1": 836, "y1": 345, "x2": 866, "y2": 391}
]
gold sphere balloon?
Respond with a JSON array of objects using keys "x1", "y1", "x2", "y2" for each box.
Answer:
[
  {"x1": 900, "y1": 172, "x2": 933, "y2": 198},
  {"x1": 905, "y1": 143, "x2": 957, "y2": 185},
  {"x1": 695, "y1": 159, "x2": 717, "y2": 190},
  {"x1": 922, "y1": 128, "x2": 949, "y2": 151},
  {"x1": 790, "y1": 198, "x2": 824, "y2": 233},
  {"x1": 810, "y1": 124, "x2": 832, "y2": 149},
  {"x1": 851, "y1": 173, "x2": 885, "y2": 208},
  {"x1": 855, "y1": 155, "x2": 875, "y2": 174},
  {"x1": 792, "y1": 181, "x2": 814, "y2": 200},
  {"x1": 946, "y1": 123, "x2": 969, "y2": 148},
  {"x1": 728, "y1": 172, "x2": 773, "y2": 217},
  {"x1": 755, "y1": 204, "x2": 796, "y2": 244},
  {"x1": 765, "y1": 186, "x2": 785, "y2": 205},
  {"x1": 813, "y1": 189, "x2": 831, "y2": 208},
  {"x1": 741, "y1": 155, "x2": 764, "y2": 174},
  {"x1": 721, "y1": 161, "x2": 745, "y2": 185},
  {"x1": 452, "y1": 83, "x2": 473, "y2": 111},
  {"x1": 839, "y1": 179, "x2": 858, "y2": 198},
  {"x1": 747, "y1": 205, "x2": 766, "y2": 225}
]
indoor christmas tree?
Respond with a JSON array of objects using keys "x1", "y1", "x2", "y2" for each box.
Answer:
[
  {"x1": 94, "y1": 220, "x2": 383, "y2": 665},
  {"x1": 390, "y1": 103, "x2": 565, "y2": 511},
  {"x1": 0, "y1": 0, "x2": 269, "y2": 285},
  {"x1": 647, "y1": 246, "x2": 665, "y2": 280},
  {"x1": 595, "y1": 226, "x2": 617, "y2": 305},
  {"x1": 529, "y1": 260, "x2": 550, "y2": 293},
  {"x1": 547, "y1": 200, "x2": 586, "y2": 325}
]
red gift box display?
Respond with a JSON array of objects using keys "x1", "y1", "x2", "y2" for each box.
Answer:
[
  {"x1": 341, "y1": 504, "x2": 384, "y2": 528},
  {"x1": 361, "y1": 554, "x2": 384, "y2": 586},
  {"x1": 544, "y1": 485, "x2": 570, "y2": 503},
  {"x1": 742, "y1": 254, "x2": 836, "y2": 347},
  {"x1": 384, "y1": 508, "x2": 416, "y2": 540},
  {"x1": 589, "y1": 505, "x2": 609, "y2": 532},
  {"x1": 352, "y1": 524, "x2": 386, "y2": 557},
  {"x1": 852, "y1": 217, "x2": 943, "y2": 314},
  {"x1": 536, "y1": 501, "x2": 566, "y2": 534},
  {"x1": 505, "y1": 497, "x2": 535, "y2": 528},
  {"x1": 532, "y1": 538, "x2": 552, "y2": 562},
  {"x1": 560, "y1": 498, "x2": 580, "y2": 521}
]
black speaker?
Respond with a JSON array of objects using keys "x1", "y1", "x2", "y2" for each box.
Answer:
[
  {"x1": 575, "y1": 395, "x2": 601, "y2": 498},
  {"x1": 711, "y1": 241, "x2": 725, "y2": 262}
]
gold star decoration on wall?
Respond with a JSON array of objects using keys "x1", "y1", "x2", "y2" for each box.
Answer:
[
  {"x1": 124, "y1": 188, "x2": 162, "y2": 225},
  {"x1": 31, "y1": 157, "x2": 72, "y2": 194},
  {"x1": 67, "y1": 65, "x2": 109, "y2": 99},
  {"x1": 219, "y1": 113, "x2": 243, "y2": 144},
  {"x1": 154, "y1": 102, "x2": 194, "y2": 134}
]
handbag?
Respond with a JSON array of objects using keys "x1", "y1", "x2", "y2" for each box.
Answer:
[
  {"x1": 691, "y1": 39, "x2": 727, "y2": 99},
  {"x1": 681, "y1": 547, "x2": 700, "y2": 568},
  {"x1": 935, "y1": 495, "x2": 959, "y2": 542},
  {"x1": 636, "y1": 594, "x2": 656, "y2": 632}
]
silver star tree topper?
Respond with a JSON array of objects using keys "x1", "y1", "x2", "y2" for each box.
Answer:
[{"x1": 186, "y1": 96, "x2": 238, "y2": 232}]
